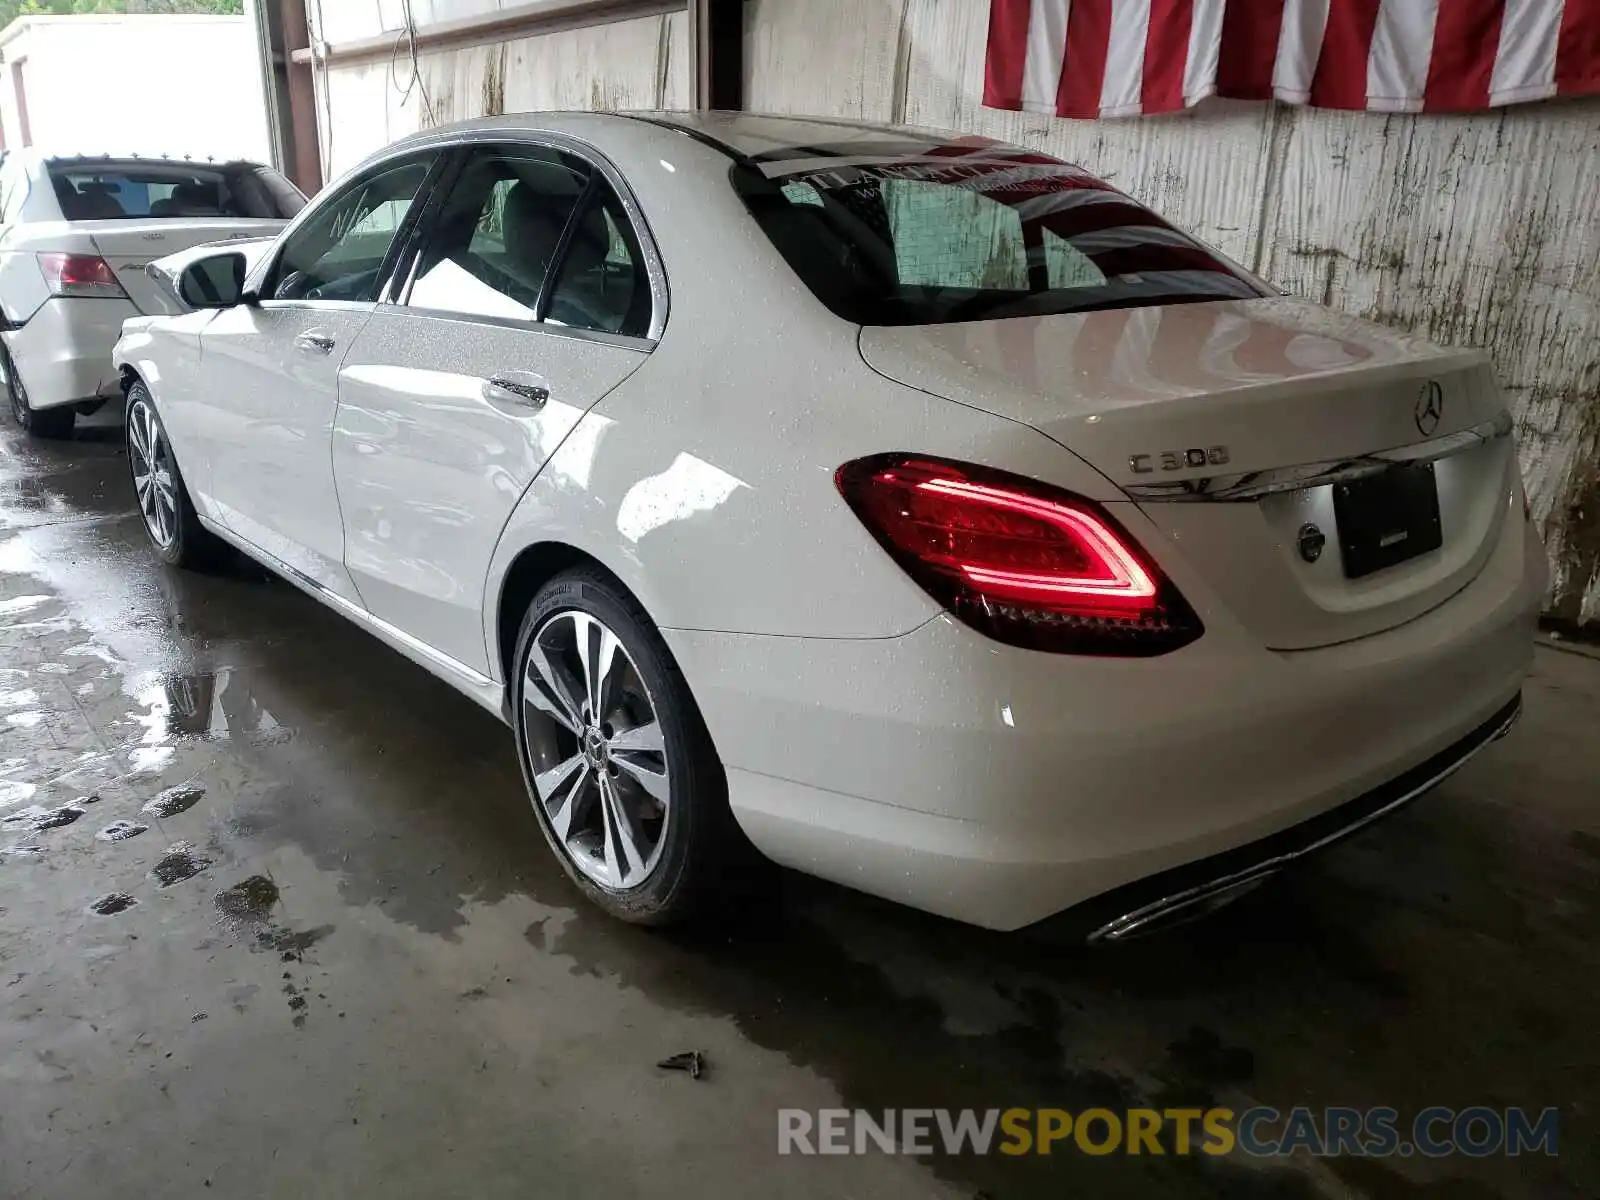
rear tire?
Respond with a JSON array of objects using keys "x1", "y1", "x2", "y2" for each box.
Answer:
[
  {"x1": 511, "y1": 567, "x2": 756, "y2": 924},
  {"x1": 125, "y1": 380, "x2": 221, "y2": 569},
  {"x1": 3, "y1": 342, "x2": 74, "y2": 439}
]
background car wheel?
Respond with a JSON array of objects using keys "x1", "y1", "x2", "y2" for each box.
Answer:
[
  {"x1": 2, "y1": 342, "x2": 74, "y2": 439},
  {"x1": 125, "y1": 381, "x2": 221, "y2": 569},
  {"x1": 512, "y1": 568, "x2": 754, "y2": 924}
]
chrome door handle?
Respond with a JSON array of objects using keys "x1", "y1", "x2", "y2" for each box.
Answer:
[
  {"x1": 294, "y1": 330, "x2": 336, "y2": 355},
  {"x1": 483, "y1": 376, "x2": 550, "y2": 411}
]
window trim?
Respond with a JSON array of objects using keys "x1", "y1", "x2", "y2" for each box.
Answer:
[
  {"x1": 246, "y1": 150, "x2": 450, "y2": 309},
  {"x1": 533, "y1": 171, "x2": 600, "y2": 324}
]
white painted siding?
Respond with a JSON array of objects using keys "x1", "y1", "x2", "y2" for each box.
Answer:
[
  {"x1": 0, "y1": 16, "x2": 271, "y2": 163},
  {"x1": 307, "y1": 7, "x2": 689, "y2": 178},
  {"x1": 746, "y1": 0, "x2": 1600, "y2": 623}
]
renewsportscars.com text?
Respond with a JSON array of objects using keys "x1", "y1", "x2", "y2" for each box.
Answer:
[{"x1": 778, "y1": 1106, "x2": 1559, "y2": 1158}]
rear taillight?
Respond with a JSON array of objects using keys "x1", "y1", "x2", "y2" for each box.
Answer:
[
  {"x1": 836, "y1": 454, "x2": 1202, "y2": 656},
  {"x1": 38, "y1": 252, "x2": 127, "y2": 299}
]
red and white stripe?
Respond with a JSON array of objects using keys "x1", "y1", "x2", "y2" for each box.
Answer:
[{"x1": 985, "y1": 0, "x2": 1600, "y2": 117}]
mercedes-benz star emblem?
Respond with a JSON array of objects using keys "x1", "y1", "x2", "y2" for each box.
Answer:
[
  {"x1": 1415, "y1": 380, "x2": 1444, "y2": 436},
  {"x1": 1297, "y1": 523, "x2": 1326, "y2": 564}
]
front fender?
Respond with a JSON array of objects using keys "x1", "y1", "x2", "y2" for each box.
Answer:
[
  {"x1": 112, "y1": 324, "x2": 162, "y2": 387},
  {"x1": 111, "y1": 311, "x2": 219, "y2": 518}
]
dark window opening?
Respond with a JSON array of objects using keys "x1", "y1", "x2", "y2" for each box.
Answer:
[
  {"x1": 407, "y1": 146, "x2": 651, "y2": 339},
  {"x1": 270, "y1": 159, "x2": 429, "y2": 303},
  {"x1": 47, "y1": 160, "x2": 305, "y2": 222},
  {"x1": 731, "y1": 147, "x2": 1268, "y2": 326}
]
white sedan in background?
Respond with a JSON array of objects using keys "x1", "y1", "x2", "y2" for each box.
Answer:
[
  {"x1": 0, "y1": 150, "x2": 305, "y2": 437},
  {"x1": 112, "y1": 113, "x2": 1542, "y2": 938}
]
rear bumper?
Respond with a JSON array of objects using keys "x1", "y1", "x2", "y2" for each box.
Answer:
[
  {"x1": 5, "y1": 298, "x2": 135, "y2": 409},
  {"x1": 1074, "y1": 693, "x2": 1521, "y2": 941},
  {"x1": 666, "y1": 496, "x2": 1544, "y2": 931}
]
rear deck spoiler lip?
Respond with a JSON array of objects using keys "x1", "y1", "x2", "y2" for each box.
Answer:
[{"x1": 1122, "y1": 410, "x2": 1514, "y2": 503}]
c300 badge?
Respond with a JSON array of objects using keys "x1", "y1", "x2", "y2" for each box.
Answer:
[{"x1": 1129, "y1": 446, "x2": 1231, "y2": 474}]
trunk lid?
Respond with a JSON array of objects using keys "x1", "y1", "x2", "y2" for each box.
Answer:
[
  {"x1": 858, "y1": 298, "x2": 1516, "y2": 650},
  {"x1": 86, "y1": 220, "x2": 285, "y2": 314}
]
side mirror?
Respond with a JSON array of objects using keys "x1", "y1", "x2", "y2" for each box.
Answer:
[{"x1": 177, "y1": 251, "x2": 248, "y2": 310}]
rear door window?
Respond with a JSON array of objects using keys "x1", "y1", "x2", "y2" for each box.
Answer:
[
  {"x1": 406, "y1": 148, "x2": 590, "y2": 323},
  {"x1": 404, "y1": 146, "x2": 652, "y2": 339},
  {"x1": 543, "y1": 183, "x2": 650, "y2": 338}
]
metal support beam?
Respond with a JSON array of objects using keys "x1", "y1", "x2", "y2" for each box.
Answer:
[
  {"x1": 252, "y1": 0, "x2": 322, "y2": 193},
  {"x1": 689, "y1": 0, "x2": 742, "y2": 111}
]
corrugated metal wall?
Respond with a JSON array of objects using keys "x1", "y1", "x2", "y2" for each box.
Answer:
[
  {"x1": 305, "y1": 1, "x2": 688, "y2": 177},
  {"x1": 745, "y1": 0, "x2": 1600, "y2": 624}
]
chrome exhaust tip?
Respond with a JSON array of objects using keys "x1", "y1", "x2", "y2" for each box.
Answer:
[{"x1": 1088, "y1": 872, "x2": 1276, "y2": 943}]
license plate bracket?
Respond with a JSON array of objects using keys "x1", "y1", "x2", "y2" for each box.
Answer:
[{"x1": 1333, "y1": 463, "x2": 1443, "y2": 579}]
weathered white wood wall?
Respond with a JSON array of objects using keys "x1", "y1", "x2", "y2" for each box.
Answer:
[
  {"x1": 746, "y1": 0, "x2": 1600, "y2": 624},
  {"x1": 305, "y1": 1, "x2": 688, "y2": 177}
]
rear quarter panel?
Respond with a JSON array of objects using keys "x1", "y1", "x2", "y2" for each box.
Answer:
[{"x1": 483, "y1": 312, "x2": 1124, "y2": 647}]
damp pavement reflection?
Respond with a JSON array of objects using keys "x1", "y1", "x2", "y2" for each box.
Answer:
[{"x1": 0, "y1": 411, "x2": 1596, "y2": 1199}]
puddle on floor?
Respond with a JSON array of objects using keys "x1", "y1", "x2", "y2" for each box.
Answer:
[
  {"x1": 0, "y1": 804, "x2": 82, "y2": 833},
  {"x1": 130, "y1": 669, "x2": 291, "y2": 750},
  {"x1": 215, "y1": 874, "x2": 280, "y2": 922},
  {"x1": 142, "y1": 781, "x2": 205, "y2": 819},
  {"x1": 27, "y1": 804, "x2": 84, "y2": 831},
  {"x1": 96, "y1": 819, "x2": 148, "y2": 843},
  {"x1": 88, "y1": 892, "x2": 136, "y2": 915},
  {"x1": 150, "y1": 842, "x2": 214, "y2": 888},
  {"x1": 213, "y1": 874, "x2": 332, "y2": 962}
]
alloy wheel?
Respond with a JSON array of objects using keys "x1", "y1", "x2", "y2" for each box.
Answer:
[
  {"x1": 520, "y1": 609, "x2": 672, "y2": 891},
  {"x1": 127, "y1": 398, "x2": 179, "y2": 549}
]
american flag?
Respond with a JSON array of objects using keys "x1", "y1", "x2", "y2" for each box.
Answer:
[{"x1": 985, "y1": 0, "x2": 1600, "y2": 118}]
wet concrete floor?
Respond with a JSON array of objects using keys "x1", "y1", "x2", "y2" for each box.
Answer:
[{"x1": 0, "y1": 410, "x2": 1596, "y2": 1199}]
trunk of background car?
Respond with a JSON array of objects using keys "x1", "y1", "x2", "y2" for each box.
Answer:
[
  {"x1": 88, "y1": 220, "x2": 283, "y2": 314},
  {"x1": 858, "y1": 297, "x2": 1517, "y2": 651}
]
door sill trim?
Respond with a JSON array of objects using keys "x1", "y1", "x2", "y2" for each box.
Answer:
[{"x1": 196, "y1": 515, "x2": 507, "y2": 720}]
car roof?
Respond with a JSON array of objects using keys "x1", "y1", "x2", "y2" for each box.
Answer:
[
  {"x1": 624, "y1": 111, "x2": 1006, "y2": 161},
  {"x1": 382, "y1": 110, "x2": 1012, "y2": 166}
]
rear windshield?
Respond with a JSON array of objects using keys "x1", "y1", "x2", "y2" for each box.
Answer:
[
  {"x1": 46, "y1": 160, "x2": 307, "y2": 222},
  {"x1": 731, "y1": 143, "x2": 1269, "y2": 325}
]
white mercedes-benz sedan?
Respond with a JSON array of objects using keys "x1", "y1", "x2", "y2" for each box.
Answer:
[
  {"x1": 0, "y1": 150, "x2": 305, "y2": 438},
  {"x1": 112, "y1": 112, "x2": 1543, "y2": 938}
]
